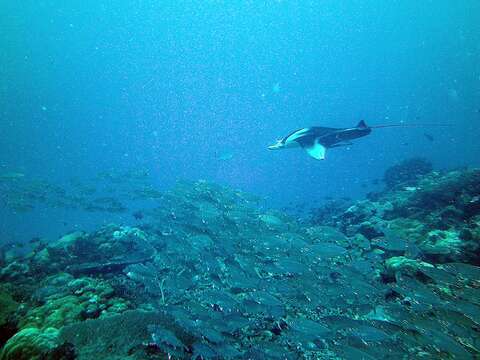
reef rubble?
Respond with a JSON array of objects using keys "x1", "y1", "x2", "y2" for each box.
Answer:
[{"x1": 0, "y1": 167, "x2": 479, "y2": 359}]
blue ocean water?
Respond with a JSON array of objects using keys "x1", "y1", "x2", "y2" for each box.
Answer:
[
  {"x1": 0, "y1": 0, "x2": 480, "y2": 242},
  {"x1": 2, "y1": 1, "x2": 479, "y2": 240}
]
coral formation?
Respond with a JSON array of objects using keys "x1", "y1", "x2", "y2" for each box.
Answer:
[
  {"x1": 383, "y1": 157, "x2": 433, "y2": 189},
  {"x1": 0, "y1": 168, "x2": 479, "y2": 358},
  {"x1": 0, "y1": 327, "x2": 59, "y2": 360},
  {"x1": 19, "y1": 274, "x2": 130, "y2": 330}
]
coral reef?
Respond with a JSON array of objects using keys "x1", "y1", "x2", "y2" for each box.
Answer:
[
  {"x1": 0, "y1": 169, "x2": 479, "y2": 359},
  {"x1": 318, "y1": 168, "x2": 480, "y2": 265},
  {"x1": 0, "y1": 327, "x2": 60, "y2": 360},
  {"x1": 383, "y1": 157, "x2": 433, "y2": 189},
  {"x1": 19, "y1": 273, "x2": 130, "y2": 329},
  {"x1": 58, "y1": 310, "x2": 192, "y2": 359},
  {"x1": 37, "y1": 225, "x2": 155, "y2": 275}
]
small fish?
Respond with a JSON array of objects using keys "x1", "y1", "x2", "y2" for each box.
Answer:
[
  {"x1": 0, "y1": 172, "x2": 25, "y2": 181},
  {"x1": 423, "y1": 133, "x2": 434, "y2": 142},
  {"x1": 3, "y1": 242, "x2": 24, "y2": 249},
  {"x1": 272, "y1": 82, "x2": 281, "y2": 94},
  {"x1": 132, "y1": 210, "x2": 144, "y2": 220},
  {"x1": 469, "y1": 195, "x2": 480, "y2": 203},
  {"x1": 218, "y1": 152, "x2": 234, "y2": 161}
]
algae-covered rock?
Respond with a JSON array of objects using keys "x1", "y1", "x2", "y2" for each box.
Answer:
[
  {"x1": 0, "y1": 261, "x2": 30, "y2": 281},
  {"x1": 385, "y1": 218, "x2": 426, "y2": 244},
  {"x1": 31, "y1": 248, "x2": 51, "y2": 269},
  {"x1": 47, "y1": 231, "x2": 85, "y2": 259},
  {"x1": 42, "y1": 226, "x2": 155, "y2": 274},
  {"x1": 342, "y1": 201, "x2": 379, "y2": 226},
  {"x1": 420, "y1": 229, "x2": 463, "y2": 263},
  {"x1": 385, "y1": 256, "x2": 434, "y2": 278},
  {"x1": 383, "y1": 157, "x2": 433, "y2": 189},
  {"x1": 389, "y1": 169, "x2": 480, "y2": 218},
  {"x1": 355, "y1": 221, "x2": 384, "y2": 240},
  {"x1": 0, "y1": 327, "x2": 59, "y2": 360},
  {"x1": 19, "y1": 295, "x2": 83, "y2": 329},
  {"x1": 20, "y1": 275, "x2": 126, "y2": 329}
]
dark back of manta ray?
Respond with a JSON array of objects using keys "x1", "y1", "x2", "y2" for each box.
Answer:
[{"x1": 308, "y1": 126, "x2": 372, "y2": 147}]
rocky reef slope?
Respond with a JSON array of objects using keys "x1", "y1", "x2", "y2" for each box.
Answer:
[{"x1": 0, "y1": 169, "x2": 479, "y2": 359}]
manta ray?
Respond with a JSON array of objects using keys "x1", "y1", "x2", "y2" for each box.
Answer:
[
  {"x1": 268, "y1": 120, "x2": 372, "y2": 160},
  {"x1": 268, "y1": 120, "x2": 451, "y2": 160}
]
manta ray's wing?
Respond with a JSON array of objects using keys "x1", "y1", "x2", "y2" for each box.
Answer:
[
  {"x1": 329, "y1": 142, "x2": 353, "y2": 148},
  {"x1": 313, "y1": 127, "x2": 350, "y2": 147},
  {"x1": 282, "y1": 128, "x2": 312, "y2": 143}
]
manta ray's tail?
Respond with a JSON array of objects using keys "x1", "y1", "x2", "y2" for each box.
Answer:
[{"x1": 367, "y1": 122, "x2": 453, "y2": 129}]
